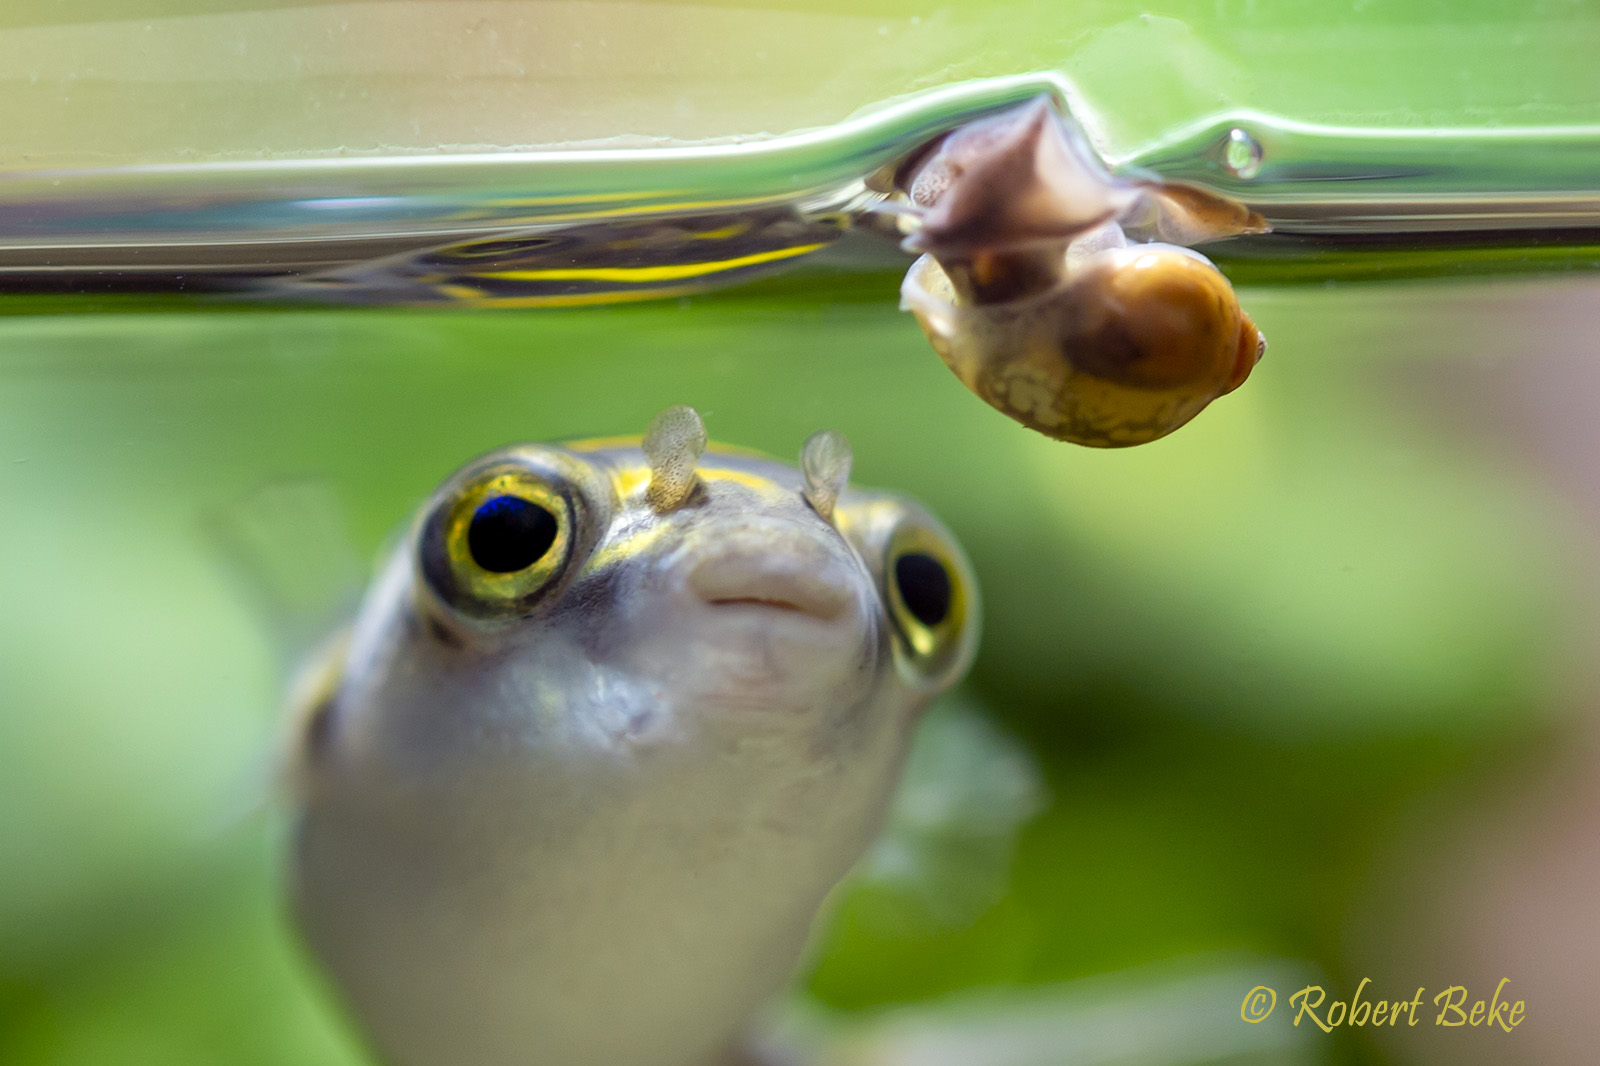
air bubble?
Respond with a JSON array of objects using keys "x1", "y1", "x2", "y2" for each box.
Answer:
[{"x1": 1222, "y1": 128, "x2": 1263, "y2": 180}]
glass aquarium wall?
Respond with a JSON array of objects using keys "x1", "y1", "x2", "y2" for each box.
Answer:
[
  {"x1": 3, "y1": 3, "x2": 1599, "y2": 1066},
  {"x1": 3, "y1": 0, "x2": 1597, "y2": 163}
]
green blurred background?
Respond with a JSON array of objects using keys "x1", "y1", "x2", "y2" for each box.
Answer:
[{"x1": 4, "y1": 2, "x2": 1600, "y2": 1066}]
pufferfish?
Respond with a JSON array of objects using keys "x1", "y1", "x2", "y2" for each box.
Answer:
[{"x1": 286, "y1": 406, "x2": 979, "y2": 1066}]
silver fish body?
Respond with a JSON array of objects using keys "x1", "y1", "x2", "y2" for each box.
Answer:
[{"x1": 288, "y1": 422, "x2": 978, "y2": 1066}]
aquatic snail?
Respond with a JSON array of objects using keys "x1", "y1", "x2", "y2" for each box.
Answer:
[{"x1": 886, "y1": 97, "x2": 1269, "y2": 447}]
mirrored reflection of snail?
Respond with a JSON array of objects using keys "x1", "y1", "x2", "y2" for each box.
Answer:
[{"x1": 888, "y1": 97, "x2": 1269, "y2": 448}]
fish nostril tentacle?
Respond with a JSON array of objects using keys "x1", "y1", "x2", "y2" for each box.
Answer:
[
  {"x1": 800, "y1": 429, "x2": 852, "y2": 523},
  {"x1": 643, "y1": 404, "x2": 708, "y2": 512}
]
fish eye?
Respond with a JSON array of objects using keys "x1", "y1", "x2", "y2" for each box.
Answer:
[
  {"x1": 884, "y1": 526, "x2": 971, "y2": 674},
  {"x1": 893, "y1": 552, "x2": 952, "y2": 627},
  {"x1": 467, "y1": 496, "x2": 558, "y2": 573},
  {"x1": 420, "y1": 465, "x2": 583, "y2": 620}
]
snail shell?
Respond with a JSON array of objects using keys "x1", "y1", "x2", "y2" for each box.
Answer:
[{"x1": 901, "y1": 242, "x2": 1265, "y2": 447}]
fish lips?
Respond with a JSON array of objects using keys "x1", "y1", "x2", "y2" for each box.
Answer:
[
  {"x1": 687, "y1": 549, "x2": 856, "y2": 622},
  {"x1": 622, "y1": 539, "x2": 879, "y2": 712}
]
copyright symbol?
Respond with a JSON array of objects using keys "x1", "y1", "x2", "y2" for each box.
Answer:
[{"x1": 1241, "y1": 986, "x2": 1276, "y2": 1023}]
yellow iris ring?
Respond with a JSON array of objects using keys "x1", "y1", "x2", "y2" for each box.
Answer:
[
  {"x1": 885, "y1": 526, "x2": 969, "y2": 670},
  {"x1": 443, "y1": 472, "x2": 573, "y2": 609}
]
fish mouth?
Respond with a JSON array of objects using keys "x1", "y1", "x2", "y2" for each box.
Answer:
[{"x1": 686, "y1": 550, "x2": 855, "y2": 622}]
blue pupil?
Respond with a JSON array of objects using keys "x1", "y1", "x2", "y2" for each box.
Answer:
[
  {"x1": 467, "y1": 495, "x2": 558, "y2": 574},
  {"x1": 895, "y1": 552, "x2": 952, "y2": 627}
]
